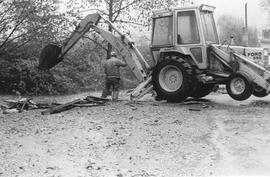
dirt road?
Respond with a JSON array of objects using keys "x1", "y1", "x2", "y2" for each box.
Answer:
[{"x1": 1, "y1": 93, "x2": 270, "y2": 177}]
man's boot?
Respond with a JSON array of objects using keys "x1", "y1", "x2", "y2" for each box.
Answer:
[
  {"x1": 101, "y1": 89, "x2": 107, "y2": 98},
  {"x1": 112, "y1": 91, "x2": 119, "y2": 101}
]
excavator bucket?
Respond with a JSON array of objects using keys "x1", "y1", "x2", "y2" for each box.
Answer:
[{"x1": 38, "y1": 44, "x2": 62, "y2": 70}]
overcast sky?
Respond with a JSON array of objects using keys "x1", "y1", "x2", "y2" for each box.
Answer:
[
  {"x1": 60, "y1": 0, "x2": 268, "y2": 29},
  {"x1": 193, "y1": 0, "x2": 268, "y2": 28}
]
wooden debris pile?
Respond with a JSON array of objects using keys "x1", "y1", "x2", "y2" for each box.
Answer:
[
  {"x1": 179, "y1": 98, "x2": 213, "y2": 111},
  {"x1": 1, "y1": 98, "x2": 38, "y2": 114},
  {"x1": 41, "y1": 96, "x2": 109, "y2": 115},
  {"x1": 1, "y1": 95, "x2": 109, "y2": 114}
]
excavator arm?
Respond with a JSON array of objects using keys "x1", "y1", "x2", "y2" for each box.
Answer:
[{"x1": 38, "y1": 13, "x2": 153, "y2": 99}]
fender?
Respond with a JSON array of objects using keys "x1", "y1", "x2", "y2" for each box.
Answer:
[{"x1": 158, "y1": 47, "x2": 197, "y2": 67}]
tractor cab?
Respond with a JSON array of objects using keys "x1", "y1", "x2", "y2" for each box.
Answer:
[{"x1": 151, "y1": 4, "x2": 219, "y2": 69}]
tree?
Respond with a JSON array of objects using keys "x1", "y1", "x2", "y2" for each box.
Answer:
[
  {"x1": 217, "y1": 15, "x2": 258, "y2": 47},
  {"x1": 0, "y1": 0, "x2": 68, "y2": 57},
  {"x1": 0, "y1": 0, "x2": 70, "y2": 94}
]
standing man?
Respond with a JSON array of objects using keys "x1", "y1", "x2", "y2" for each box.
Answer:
[{"x1": 101, "y1": 52, "x2": 127, "y2": 101}]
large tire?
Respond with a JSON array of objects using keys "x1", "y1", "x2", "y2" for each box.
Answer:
[
  {"x1": 226, "y1": 72, "x2": 253, "y2": 101},
  {"x1": 191, "y1": 83, "x2": 215, "y2": 99},
  {"x1": 152, "y1": 58, "x2": 192, "y2": 102},
  {"x1": 253, "y1": 84, "x2": 268, "y2": 97}
]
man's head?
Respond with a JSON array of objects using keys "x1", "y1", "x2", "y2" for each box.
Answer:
[{"x1": 110, "y1": 51, "x2": 117, "y2": 57}]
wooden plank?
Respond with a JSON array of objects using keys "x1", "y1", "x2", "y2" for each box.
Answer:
[
  {"x1": 86, "y1": 95, "x2": 109, "y2": 102},
  {"x1": 74, "y1": 103, "x2": 105, "y2": 107},
  {"x1": 85, "y1": 98, "x2": 105, "y2": 104},
  {"x1": 19, "y1": 98, "x2": 31, "y2": 112},
  {"x1": 41, "y1": 99, "x2": 81, "y2": 115}
]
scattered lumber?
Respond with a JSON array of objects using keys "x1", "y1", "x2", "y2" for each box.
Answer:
[
  {"x1": 41, "y1": 99, "x2": 82, "y2": 115},
  {"x1": 41, "y1": 95, "x2": 109, "y2": 115},
  {"x1": 179, "y1": 98, "x2": 210, "y2": 105},
  {"x1": 1, "y1": 98, "x2": 38, "y2": 114},
  {"x1": 1, "y1": 95, "x2": 109, "y2": 115},
  {"x1": 74, "y1": 103, "x2": 105, "y2": 107},
  {"x1": 85, "y1": 95, "x2": 109, "y2": 102}
]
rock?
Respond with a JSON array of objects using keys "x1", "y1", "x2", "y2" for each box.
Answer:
[
  {"x1": 116, "y1": 173, "x2": 123, "y2": 177},
  {"x1": 96, "y1": 126, "x2": 102, "y2": 130},
  {"x1": 46, "y1": 166, "x2": 56, "y2": 170},
  {"x1": 172, "y1": 120, "x2": 182, "y2": 125},
  {"x1": 131, "y1": 107, "x2": 137, "y2": 111}
]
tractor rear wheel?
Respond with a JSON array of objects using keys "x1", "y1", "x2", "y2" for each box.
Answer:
[
  {"x1": 191, "y1": 83, "x2": 215, "y2": 99},
  {"x1": 152, "y1": 58, "x2": 192, "y2": 102},
  {"x1": 226, "y1": 72, "x2": 253, "y2": 101}
]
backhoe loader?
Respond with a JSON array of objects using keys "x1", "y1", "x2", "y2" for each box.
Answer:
[{"x1": 39, "y1": 4, "x2": 270, "y2": 102}]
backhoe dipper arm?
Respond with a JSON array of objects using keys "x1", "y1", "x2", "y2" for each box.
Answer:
[
  {"x1": 60, "y1": 13, "x2": 101, "y2": 58},
  {"x1": 38, "y1": 13, "x2": 101, "y2": 70}
]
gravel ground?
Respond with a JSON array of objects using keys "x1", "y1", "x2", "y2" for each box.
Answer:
[{"x1": 1, "y1": 92, "x2": 270, "y2": 177}]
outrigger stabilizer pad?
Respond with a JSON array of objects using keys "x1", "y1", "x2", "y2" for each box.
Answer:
[{"x1": 38, "y1": 44, "x2": 62, "y2": 70}]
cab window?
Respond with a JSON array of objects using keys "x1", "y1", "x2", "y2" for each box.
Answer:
[
  {"x1": 152, "y1": 16, "x2": 173, "y2": 46},
  {"x1": 201, "y1": 11, "x2": 219, "y2": 43},
  {"x1": 177, "y1": 11, "x2": 200, "y2": 45}
]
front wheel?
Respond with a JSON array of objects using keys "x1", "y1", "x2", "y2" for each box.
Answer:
[
  {"x1": 152, "y1": 59, "x2": 192, "y2": 102},
  {"x1": 226, "y1": 72, "x2": 253, "y2": 101},
  {"x1": 253, "y1": 84, "x2": 268, "y2": 97}
]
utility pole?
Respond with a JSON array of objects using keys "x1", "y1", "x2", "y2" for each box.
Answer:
[{"x1": 244, "y1": 3, "x2": 249, "y2": 46}]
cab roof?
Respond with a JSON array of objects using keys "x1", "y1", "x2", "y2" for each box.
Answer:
[{"x1": 152, "y1": 4, "x2": 215, "y2": 17}]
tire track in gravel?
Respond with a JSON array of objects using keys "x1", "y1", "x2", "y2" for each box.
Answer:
[{"x1": 209, "y1": 115, "x2": 241, "y2": 176}]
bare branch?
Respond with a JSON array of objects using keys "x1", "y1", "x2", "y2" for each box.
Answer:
[
  {"x1": 80, "y1": 8, "x2": 108, "y2": 16},
  {"x1": 0, "y1": 15, "x2": 22, "y2": 35},
  {"x1": 0, "y1": 2, "x2": 14, "y2": 18},
  {"x1": 0, "y1": 15, "x2": 14, "y2": 25},
  {"x1": 115, "y1": 19, "x2": 148, "y2": 27},
  {"x1": 5, "y1": 30, "x2": 30, "y2": 44},
  {"x1": 16, "y1": 38, "x2": 32, "y2": 49},
  {"x1": 112, "y1": 0, "x2": 138, "y2": 16},
  {"x1": 0, "y1": 22, "x2": 9, "y2": 34},
  {"x1": 112, "y1": 0, "x2": 124, "y2": 22},
  {"x1": 0, "y1": 15, "x2": 28, "y2": 49},
  {"x1": 83, "y1": 36, "x2": 108, "y2": 51}
]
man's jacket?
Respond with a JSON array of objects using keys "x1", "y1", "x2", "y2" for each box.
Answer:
[{"x1": 104, "y1": 57, "x2": 127, "y2": 78}]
